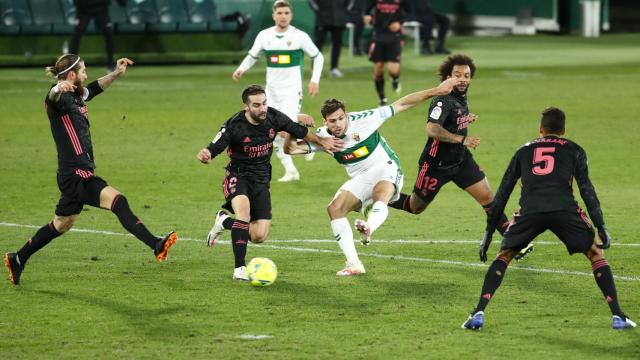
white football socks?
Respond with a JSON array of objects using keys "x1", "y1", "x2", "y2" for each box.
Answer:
[
  {"x1": 331, "y1": 218, "x2": 360, "y2": 264},
  {"x1": 273, "y1": 135, "x2": 298, "y2": 174},
  {"x1": 367, "y1": 201, "x2": 389, "y2": 234}
]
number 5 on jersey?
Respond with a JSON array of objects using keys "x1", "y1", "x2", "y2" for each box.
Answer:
[{"x1": 532, "y1": 147, "x2": 556, "y2": 175}]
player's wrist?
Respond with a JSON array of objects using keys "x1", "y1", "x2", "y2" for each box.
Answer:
[{"x1": 460, "y1": 135, "x2": 467, "y2": 145}]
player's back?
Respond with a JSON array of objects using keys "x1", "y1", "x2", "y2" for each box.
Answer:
[{"x1": 516, "y1": 136, "x2": 584, "y2": 214}]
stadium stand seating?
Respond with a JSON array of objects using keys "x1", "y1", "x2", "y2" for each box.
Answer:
[{"x1": 0, "y1": 0, "x2": 234, "y2": 35}]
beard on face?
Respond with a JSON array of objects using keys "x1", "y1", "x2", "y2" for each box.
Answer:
[
  {"x1": 248, "y1": 109, "x2": 267, "y2": 123},
  {"x1": 453, "y1": 82, "x2": 470, "y2": 96},
  {"x1": 73, "y1": 78, "x2": 85, "y2": 96}
]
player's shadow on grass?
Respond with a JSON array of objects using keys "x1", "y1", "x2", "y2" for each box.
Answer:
[
  {"x1": 23, "y1": 288, "x2": 194, "y2": 339},
  {"x1": 535, "y1": 333, "x2": 640, "y2": 357}
]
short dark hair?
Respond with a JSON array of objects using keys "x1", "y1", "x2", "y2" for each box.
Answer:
[
  {"x1": 273, "y1": 0, "x2": 291, "y2": 11},
  {"x1": 241, "y1": 84, "x2": 266, "y2": 104},
  {"x1": 540, "y1": 107, "x2": 566, "y2": 134},
  {"x1": 438, "y1": 54, "x2": 476, "y2": 81},
  {"x1": 45, "y1": 54, "x2": 83, "y2": 80},
  {"x1": 320, "y1": 98, "x2": 345, "y2": 118}
]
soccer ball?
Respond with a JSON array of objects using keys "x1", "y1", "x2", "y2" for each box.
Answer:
[{"x1": 246, "y1": 257, "x2": 278, "y2": 287}]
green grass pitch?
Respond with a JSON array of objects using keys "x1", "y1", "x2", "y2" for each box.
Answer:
[{"x1": 1, "y1": 34, "x2": 639, "y2": 359}]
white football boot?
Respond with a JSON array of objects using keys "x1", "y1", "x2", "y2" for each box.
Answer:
[
  {"x1": 277, "y1": 171, "x2": 300, "y2": 182},
  {"x1": 336, "y1": 261, "x2": 366, "y2": 276},
  {"x1": 304, "y1": 152, "x2": 315, "y2": 161},
  {"x1": 354, "y1": 219, "x2": 372, "y2": 245},
  {"x1": 207, "y1": 210, "x2": 229, "y2": 247},
  {"x1": 233, "y1": 266, "x2": 249, "y2": 281}
]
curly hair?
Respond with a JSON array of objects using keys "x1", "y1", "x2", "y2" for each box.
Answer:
[
  {"x1": 241, "y1": 84, "x2": 266, "y2": 104},
  {"x1": 438, "y1": 54, "x2": 476, "y2": 81}
]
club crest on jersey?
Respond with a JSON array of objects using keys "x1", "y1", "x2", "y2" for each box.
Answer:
[
  {"x1": 353, "y1": 133, "x2": 360, "y2": 141},
  {"x1": 430, "y1": 106, "x2": 442, "y2": 120},
  {"x1": 269, "y1": 128, "x2": 276, "y2": 139}
]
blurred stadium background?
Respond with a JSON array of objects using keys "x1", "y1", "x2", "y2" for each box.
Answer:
[{"x1": 1, "y1": 0, "x2": 639, "y2": 66}]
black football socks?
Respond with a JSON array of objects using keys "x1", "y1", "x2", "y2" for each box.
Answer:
[
  {"x1": 592, "y1": 259, "x2": 624, "y2": 317},
  {"x1": 111, "y1": 194, "x2": 158, "y2": 249},
  {"x1": 475, "y1": 257, "x2": 509, "y2": 313},
  {"x1": 231, "y1": 220, "x2": 250, "y2": 268},
  {"x1": 17, "y1": 222, "x2": 62, "y2": 265}
]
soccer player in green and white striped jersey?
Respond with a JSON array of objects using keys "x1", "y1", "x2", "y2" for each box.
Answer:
[
  {"x1": 232, "y1": 0, "x2": 324, "y2": 182},
  {"x1": 285, "y1": 77, "x2": 459, "y2": 276}
]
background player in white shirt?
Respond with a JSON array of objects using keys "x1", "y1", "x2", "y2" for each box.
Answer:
[
  {"x1": 232, "y1": 0, "x2": 324, "y2": 182},
  {"x1": 285, "y1": 78, "x2": 458, "y2": 276}
]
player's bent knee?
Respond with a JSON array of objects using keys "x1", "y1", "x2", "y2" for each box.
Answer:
[
  {"x1": 53, "y1": 215, "x2": 77, "y2": 233},
  {"x1": 251, "y1": 235, "x2": 268, "y2": 243}
]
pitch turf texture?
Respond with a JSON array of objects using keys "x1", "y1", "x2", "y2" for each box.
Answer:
[{"x1": 1, "y1": 35, "x2": 639, "y2": 359}]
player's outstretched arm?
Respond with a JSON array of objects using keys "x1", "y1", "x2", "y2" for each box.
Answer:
[
  {"x1": 427, "y1": 122, "x2": 480, "y2": 149},
  {"x1": 391, "y1": 78, "x2": 458, "y2": 114},
  {"x1": 98, "y1": 58, "x2": 134, "y2": 90}
]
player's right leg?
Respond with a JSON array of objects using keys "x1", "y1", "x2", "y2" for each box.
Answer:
[
  {"x1": 389, "y1": 161, "x2": 444, "y2": 215},
  {"x1": 355, "y1": 164, "x2": 401, "y2": 245},
  {"x1": 5, "y1": 214, "x2": 76, "y2": 286},
  {"x1": 328, "y1": 189, "x2": 366, "y2": 276}
]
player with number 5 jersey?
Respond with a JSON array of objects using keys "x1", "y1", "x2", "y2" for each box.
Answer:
[{"x1": 461, "y1": 107, "x2": 636, "y2": 331}]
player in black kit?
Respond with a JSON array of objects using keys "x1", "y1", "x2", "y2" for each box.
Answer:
[
  {"x1": 462, "y1": 107, "x2": 636, "y2": 330},
  {"x1": 3, "y1": 54, "x2": 177, "y2": 286},
  {"x1": 387, "y1": 55, "x2": 531, "y2": 258},
  {"x1": 365, "y1": 0, "x2": 408, "y2": 105},
  {"x1": 197, "y1": 85, "x2": 342, "y2": 280}
]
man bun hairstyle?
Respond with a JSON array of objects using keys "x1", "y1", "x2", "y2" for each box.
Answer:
[
  {"x1": 45, "y1": 54, "x2": 82, "y2": 80},
  {"x1": 540, "y1": 107, "x2": 566, "y2": 134},
  {"x1": 320, "y1": 98, "x2": 345, "y2": 119},
  {"x1": 438, "y1": 54, "x2": 476, "y2": 81},
  {"x1": 241, "y1": 84, "x2": 266, "y2": 104}
]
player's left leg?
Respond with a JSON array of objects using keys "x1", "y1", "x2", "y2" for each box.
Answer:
[
  {"x1": 373, "y1": 61, "x2": 387, "y2": 105},
  {"x1": 462, "y1": 248, "x2": 518, "y2": 330},
  {"x1": 101, "y1": 185, "x2": 176, "y2": 261},
  {"x1": 387, "y1": 61, "x2": 401, "y2": 95}
]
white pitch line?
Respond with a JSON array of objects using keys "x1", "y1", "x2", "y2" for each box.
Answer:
[{"x1": 1, "y1": 222, "x2": 639, "y2": 282}]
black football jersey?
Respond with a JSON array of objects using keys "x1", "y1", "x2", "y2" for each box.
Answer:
[
  {"x1": 367, "y1": 0, "x2": 407, "y2": 41},
  {"x1": 206, "y1": 107, "x2": 309, "y2": 183},
  {"x1": 419, "y1": 92, "x2": 473, "y2": 167},
  {"x1": 45, "y1": 81, "x2": 103, "y2": 175},
  {"x1": 487, "y1": 136, "x2": 604, "y2": 232}
]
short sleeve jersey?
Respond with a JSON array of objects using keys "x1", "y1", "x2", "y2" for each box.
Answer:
[
  {"x1": 44, "y1": 81, "x2": 103, "y2": 175},
  {"x1": 248, "y1": 26, "x2": 321, "y2": 92},
  {"x1": 206, "y1": 107, "x2": 309, "y2": 183},
  {"x1": 419, "y1": 92, "x2": 474, "y2": 167},
  {"x1": 314, "y1": 106, "x2": 401, "y2": 177}
]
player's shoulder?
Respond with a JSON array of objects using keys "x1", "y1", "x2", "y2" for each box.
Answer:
[
  {"x1": 348, "y1": 108, "x2": 377, "y2": 121},
  {"x1": 314, "y1": 126, "x2": 331, "y2": 137},
  {"x1": 430, "y1": 94, "x2": 454, "y2": 107}
]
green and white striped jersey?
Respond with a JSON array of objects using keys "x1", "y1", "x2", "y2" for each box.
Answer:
[{"x1": 314, "y1": 106, "x2": 402, "y2": 178}]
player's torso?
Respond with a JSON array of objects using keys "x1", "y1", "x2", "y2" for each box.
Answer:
[
  {"x1": 46, "y1": 91, "x2": 94, "y2": 170},
  {"x1": 518, "y1": 137, "x2": 580, "y2": 213},
  {"x1": 322, "y1": 115, "x2": 398, "y2": 177},
  {"x1": 227, "y1": 114, "x2": 279, "y2": 167},
  {"x1": 260, "y1": 27, "x2": 306, "y2": 89},
  {"x1": 422, "y1": 94, "x2": 470, "y2": 166}
]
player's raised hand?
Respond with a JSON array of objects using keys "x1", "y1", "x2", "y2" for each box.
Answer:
[
  {"x1": 297, "y1": 113, "x2": 316, "y2": 127},
  {"x1": 56, "y1": 80, "x2": 76, "y2": 93},
  {"x1": 308, "y1": 82, "x2": 319, "y2": 97},
  {"x1": 317, "y1": 136, "x2": 344, "y2": 155},
  {"x1": 597, "y1": 225, "x2": 611, "y2": 249},
  {"x1": 479, "y1": 231, "x2": 493, "y2": 262},
  {"x1": 232, "y1": 69, "x2": 243, "y2": 81},
  {"x1": 197, "y1": 148, "x2": 212, "y2": 164},
  {"x1": 464, "y1": 135, "x2": 481, "y2": 149},
  {"x1": 115, "y1": 58, "x2": 134, "y2": 75}
]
